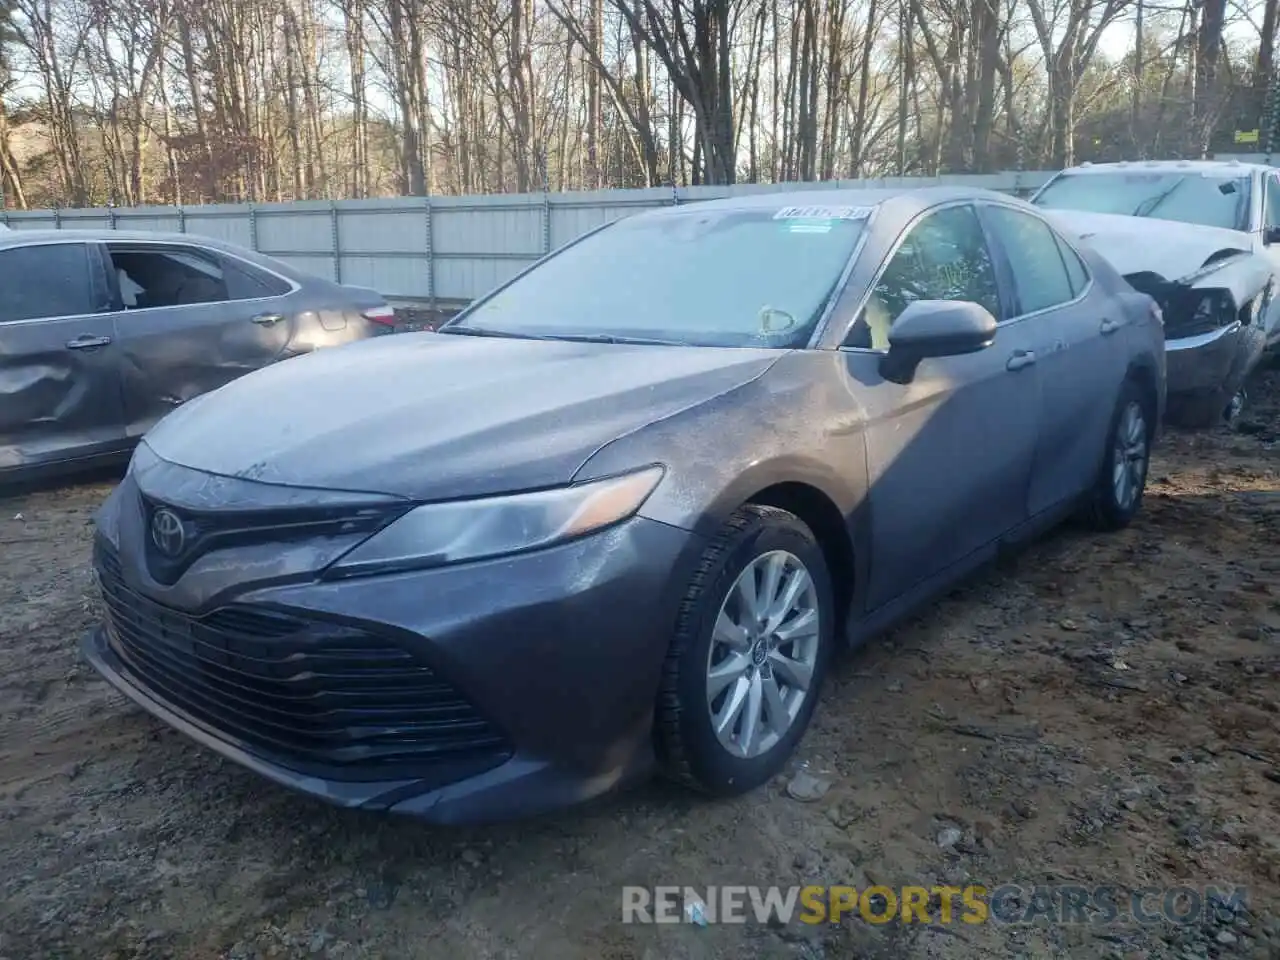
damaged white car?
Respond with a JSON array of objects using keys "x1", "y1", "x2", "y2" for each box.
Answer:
[{"x1": 1033, "y1": 160, "x2": 1277, "y2": 426}]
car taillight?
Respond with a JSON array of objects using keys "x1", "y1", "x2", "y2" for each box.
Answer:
[{"x1": 361, "y1": 306, "x2": 398, "y2": 328}]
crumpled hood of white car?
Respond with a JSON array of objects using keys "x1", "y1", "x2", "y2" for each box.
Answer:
[{"x1": 1041, "y1": 209, "x2": 1254, "y2": 281}]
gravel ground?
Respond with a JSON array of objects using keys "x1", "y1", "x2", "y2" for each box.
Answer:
[{"x1": 1, "y1": 363, "x2": 1277, "y2": 960}]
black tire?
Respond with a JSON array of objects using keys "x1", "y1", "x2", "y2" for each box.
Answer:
[
  {"x1": 1167, "y1": 325, "x2": 1258, "y2": 429},
  {"x1": 656, "y1": 504, "x2": 835, "y2": 796},
  {"x1": 1084, "y1": 378, "x2": 1154, "y2": 532},
  {"x1": 1167, "y1": 385, "x2": 1239, "y2": 429}
]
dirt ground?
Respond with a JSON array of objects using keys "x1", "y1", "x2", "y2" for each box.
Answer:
[{"x1": 1, "y1": 367, "x2": 1278, "y2": 960}]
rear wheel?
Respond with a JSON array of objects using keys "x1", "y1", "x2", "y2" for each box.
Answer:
[
  {"x1": 656, "y1": 504, "x2": 834, "y2": 795},
  {"x1": 1085, "y1": 379, "x2": 1153, "y2": 531}
]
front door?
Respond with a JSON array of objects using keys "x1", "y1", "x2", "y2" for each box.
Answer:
[
  {"x1": 846, "y1": 203, "x2": 1042, "y2": 612},
  {"x1": 979, "y1": 203, "x2": 1127, "y2": 515},
  {"x1": 0, "y1": 240, "x2": 126, "y2": 473},
  {"x1": 103, "y1": 241, "x2": 299, "y2": 437}
]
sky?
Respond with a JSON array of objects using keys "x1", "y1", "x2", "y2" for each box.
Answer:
[{"x1": 1096, "y1": 8, "x2": 1264, "y2": 63}]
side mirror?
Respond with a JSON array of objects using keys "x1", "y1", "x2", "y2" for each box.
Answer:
[
  {"x1": 879, "y1": 299, "x2": 998, "y2": 383},
  {"x1": 1264, "y1": 226, "x2": 1280, "y2": 245}
]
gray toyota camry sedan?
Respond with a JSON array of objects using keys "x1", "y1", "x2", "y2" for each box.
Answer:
[{"x1": 83, "y1": 187, "x2": 1167, "y2": 824}]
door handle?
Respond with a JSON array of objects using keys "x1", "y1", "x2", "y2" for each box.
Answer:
[
  {"x1": 66, "y1": 335, "x2": 112, "y2": 350},
  {"x1": 251, "y1": 312, "x2": 285, "y2": 325},
  {"x1": 1100, "y1": 317, "x2": 1122, "y2": 335},
  {"x1": 1006, "y1": 350, "x2": 1036, "y2": 371}
]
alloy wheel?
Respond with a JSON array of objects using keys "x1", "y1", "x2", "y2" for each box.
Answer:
[
  {"x1": 1225, "y1": 388, "x2": 1247, "y2": 427},
  {"x1": 1111, "y1": 400, "x2": 1148, "y2": 512},
  {"x1": 705, "y1": 550, "x2": 821, "y2": 759}
]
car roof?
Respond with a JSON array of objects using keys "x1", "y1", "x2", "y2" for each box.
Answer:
[
  {"x1": 0, "y1": 186, "x2": 1026, "y2": 247},
  {"x1": 1055, "y1": 159, "x2": 1268, "y2": 176},
  {"x1": 629, "y1": 184, "x2": 1024, "y2": 220},
  {"x1": 0, "y1": 185, "x2": 1034, "y2": 258},
  {"x1": 0, "y1": 227, "x2": 243, "y2": 250},
  {"x1": 0, "y1": 226, "x2": 314, "y2": 282}
]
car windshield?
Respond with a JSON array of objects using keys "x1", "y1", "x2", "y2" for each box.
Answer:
[
  {"x1": 1032, "y1": 171, "x2": 1251, "y2": 231},
  {"x1": 443, "y1": 206, "x2": 871, "y2": 348}
]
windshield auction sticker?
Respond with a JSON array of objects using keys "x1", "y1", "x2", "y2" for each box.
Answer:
[
  {"x1": 786, "y1": 220, "x2": 834, "y2": 233},
  {"x1": 773, "y1": 205, "x2": 873, "y2": 221}
]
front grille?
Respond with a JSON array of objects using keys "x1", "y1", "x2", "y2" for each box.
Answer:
[
  {"x1": 138, "y1": 494, "x2": 402, "y2": 586},
  {"x1": 94, "y1": 539, "x2": 511, "y2": 781}
]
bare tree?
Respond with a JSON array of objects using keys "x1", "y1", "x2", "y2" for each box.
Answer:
[
  {"x1": 0, "y1": 0, "x2": 28, "y2": 207},
  {"x1": 0, "y1": 0, "x2": 1274, "y2": 205},
  {"x1": 1025, "y1": 0, "x2": 1132, "y2": 166}
]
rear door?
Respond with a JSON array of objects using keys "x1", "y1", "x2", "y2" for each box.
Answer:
[
  {"x1": 0, "y1": 240, "x2": 126, "y2": 473},
  {"x1": 979, "y1": 203, "x2": 1126, "y2": 516},
  {"x1": 103, "y1": 241, "x2": 300, "y2": 437}
]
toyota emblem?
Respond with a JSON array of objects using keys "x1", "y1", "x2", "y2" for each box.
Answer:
[{"x1": 150, "y1": 507, "x2": 186, "y2": 557}]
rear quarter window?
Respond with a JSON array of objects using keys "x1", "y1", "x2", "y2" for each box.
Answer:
[{"x1": 224, "y1": 259, "x2": 292, "y2": 300}]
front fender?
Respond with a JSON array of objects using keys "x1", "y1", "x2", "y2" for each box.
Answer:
[
  {"x1": 573, "y1": 353, "x2": 865, "y2": 535},
  {"x1": 1186, "y1": 252, "x2": 1273, "y2": 310},
  {"x1": 572, "y1": 350, "x2": 871, "y2": 573},
  {"x1": 650, "y1": 452, "x2": 866, "y2": 539}
]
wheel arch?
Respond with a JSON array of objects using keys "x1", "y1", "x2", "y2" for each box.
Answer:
[
  {"x1": 1124, "y1": 356, "x2": 1163, "y2": 438},
  {"x1": 742, "y1": 481, "x2": 858, "y2": 635},
  {"x1": 645, "y1": 458, "x2": 866, "y2": 651}
]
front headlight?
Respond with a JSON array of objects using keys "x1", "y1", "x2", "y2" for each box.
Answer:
[
  {"x1": 1167, "y1": 290, "x2": 1234, "y2": 338},
  {"x1": 324, "y1": 465, "x2": 664, "y2": 578},
  {"x1": 1191, "y1": 291, "x2": 1231, "y2": 323}
]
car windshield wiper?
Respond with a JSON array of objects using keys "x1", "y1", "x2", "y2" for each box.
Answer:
[
  {"x1": 1132, "y1": 178, "x2": 1186, "y2": 218},
  {"x1": 548, "y1": 333, "x2": 693, "y2": 346},
  {"x1": 440, "y1": 325, "x2": 691, "y2": 347},
  {"x1": 437, "y1": 325, "x2": 559, "y2": 341}
]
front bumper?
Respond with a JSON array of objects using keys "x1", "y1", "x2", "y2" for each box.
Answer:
[
  {"x1": 83, "y1": 513, "x2": 699, "y2": 824},
  {"x1": 1164, "y1": 321, "x2": 1264, "y2": 398}
]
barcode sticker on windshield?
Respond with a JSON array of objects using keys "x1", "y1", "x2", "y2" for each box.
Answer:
[
  {"x1": 773, "y1": 205, "x2": 872, "y2": 221},
  {"x1": 787, "y1": 221, "x2": 833, "y2": 233}
]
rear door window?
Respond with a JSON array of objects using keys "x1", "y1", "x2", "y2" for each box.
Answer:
[
  {"x1": 984, "y1": 206, "x2": 1076, "y2": 316},
  {"x1": 0, "y1": 243, "x2": 97, "y2": 323},
  {"x1": 107, "y1": 245, "x2": 229, "y2": 310}
]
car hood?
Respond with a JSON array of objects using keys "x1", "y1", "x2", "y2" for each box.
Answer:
[
  {"x1": 141, "y1": 331, "x2": 781, "y2": 500},
  {"x1": 1041, "y1": 209, "x2": 1254, "y2": 281}
]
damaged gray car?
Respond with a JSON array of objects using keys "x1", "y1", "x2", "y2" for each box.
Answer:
[
  {"x1": 0, "y1": 229, "x2": 396, "y2": 484},
  {"x1": 1034, "y1": 161, "x2": 1276, "y2": 426},
  {"x1": 82, "y1": 187, "x2": 1167, "y2": 824}
]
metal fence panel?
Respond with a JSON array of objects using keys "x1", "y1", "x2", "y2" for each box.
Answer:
[
  {"x1": 183, "y1": 207, "x2": 255, "y2": 247},
  {"x1": 111, "y1": 211, "x2": 183, "y2": 232},
  {"x1": 0, "y1": 172, "x2": 1065, "y2": 302}
]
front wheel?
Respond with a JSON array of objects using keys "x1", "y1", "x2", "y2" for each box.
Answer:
[
  {"x1": 1167, "y1": 384, "x2": 1242, "y2": 429},
  {"x1": 656, "y1": 504, "x2": 835, "y2": 796},
  {"x1": 1084, "y1": 379, "x2": 1153, "y2": 531}
]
